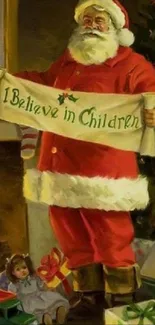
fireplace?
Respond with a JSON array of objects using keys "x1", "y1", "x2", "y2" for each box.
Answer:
[{"x1": 0, "y1": 142, "x2": 28, "y2": 271}]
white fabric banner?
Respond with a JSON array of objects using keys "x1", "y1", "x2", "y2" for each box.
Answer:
[{"x1": 0, "y1": 68, "x2": 155, "y2": 156}]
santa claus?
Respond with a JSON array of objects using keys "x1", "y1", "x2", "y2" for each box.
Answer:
[{"x1": 16, "y1": 0, "x2": 155, "y2": 323}]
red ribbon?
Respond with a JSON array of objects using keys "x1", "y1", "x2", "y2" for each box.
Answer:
[{"x1": 37, "y1": 247, "x2": 72, "y2": 295}]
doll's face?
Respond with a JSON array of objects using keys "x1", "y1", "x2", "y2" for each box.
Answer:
[{"x1": 12, "y1": 261, "x2": 29, "y2": 280}]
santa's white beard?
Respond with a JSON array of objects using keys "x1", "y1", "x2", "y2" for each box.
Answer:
[{"x1": 68, "y1": 26, "x2": 119, "y2": 65}]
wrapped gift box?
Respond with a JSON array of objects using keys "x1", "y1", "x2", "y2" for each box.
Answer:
[
  {"x1": 105, "y1": 300, "x2": 155, "y2": 325},
  {"x1": 140, "y1": 243, "x2": 155, "y2": 298},
  {"x1": 142, "y1": 278, "x2": 155, "y2": 299},
  {"x1": 37, "y1": 247, "x2": 73, "y2": 298},
  {"x1": 0, "y1": 289, "x2": 16, "y2": 302},
  {"x1": 105, "y1": 310, "x2": 127, "y2": 325},
  {"x1": 131, "y1": 238, "x2": 155, "y2": 268},
  {"x1": 141, "y1": 243, "x2": 155, "y2": 279}
]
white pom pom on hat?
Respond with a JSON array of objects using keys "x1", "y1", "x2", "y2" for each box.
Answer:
[
  {"x1": 74, "y1": 0, "x2": 135, "y2": 47},
  {"x1": 117, "y1": 28, "x2": 135, "y2": 47}
]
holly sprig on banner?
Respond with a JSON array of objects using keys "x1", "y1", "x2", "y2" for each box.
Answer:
[{"x1": 57, "y1": 93, "x2": 79, "y2": 105}]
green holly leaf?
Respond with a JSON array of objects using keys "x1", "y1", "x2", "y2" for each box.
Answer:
[
  {"x1": 68, "y1": 94, "x2": 79, "y2": 103},
  {"x1": 58, "y1": 94, "x2": 65, "y2": 105}
]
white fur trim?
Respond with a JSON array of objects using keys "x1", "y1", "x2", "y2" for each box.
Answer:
[
  {"x1": 75, "y1": 0, "x2": 125, "y2": 29},
  {"x1": 24, "y1": 169, "x2": 149, "y2": 211},
  {"x1": 24, "y1": 169, "x2": 41, "y2": 202},
  {"x1": 117, "y1": 28, "x2": 135, "y2": 47}
]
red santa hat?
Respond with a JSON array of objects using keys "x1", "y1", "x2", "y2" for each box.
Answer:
[{"x1": 74, "y1": 0, "x2": 135, "y2": 47}]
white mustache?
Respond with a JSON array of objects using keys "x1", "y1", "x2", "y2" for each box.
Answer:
[{"x1": 80, "y1": 28, "x2": 104, "y2": 38}]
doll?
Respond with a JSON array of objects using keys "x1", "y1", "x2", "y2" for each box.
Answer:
[
  {"x1": 0, "y1": 270, "x2": 10, "y2": 291},
  {"x1": 6, "y1": 254, "x2": 69, "y2": 325}
]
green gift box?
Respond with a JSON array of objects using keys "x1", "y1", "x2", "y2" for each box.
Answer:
[{"x1": 105, "y1": 300, "x2": 155, "y2": 325}]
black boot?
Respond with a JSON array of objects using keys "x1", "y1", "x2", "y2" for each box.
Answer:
[
  {"x1": 110, "y1": 285, "x2": 154, "y2": 308},
  {"x1": 65, "y1": 291, "x2": 107, "y2": 324},
  {"x1": 110, "y1": 292, "x2": 135, "y2": 307},
  {"x1": 63, "y1": 264, "x2": 107, "y2": 324},
  {"x1": 103, "y1": 264, "x2": 153, "y2": 308},
  {"x1": 134, "y1": 284, "x2": 154, "y2": 303}
]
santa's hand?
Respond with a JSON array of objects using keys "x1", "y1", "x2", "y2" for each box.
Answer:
[{"x1": 144, "y1": 108, "x2": 155, "y2": 127}]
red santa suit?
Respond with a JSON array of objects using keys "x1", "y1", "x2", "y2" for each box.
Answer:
[{"x1": 17, "y1": 0, "x2": 155, "y2": 295}]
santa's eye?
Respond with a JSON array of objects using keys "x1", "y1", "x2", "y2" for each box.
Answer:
[
  {"x1": 83, "y1": 17, "x2": 92, "y2": 24},
  {"x1": 96, "y1": 18, "x2": 104, "y2": 24}
]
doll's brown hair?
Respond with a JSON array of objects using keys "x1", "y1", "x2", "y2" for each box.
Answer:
[{"x1": 5, "y1": 254, "x2": 35, "y2": 283}]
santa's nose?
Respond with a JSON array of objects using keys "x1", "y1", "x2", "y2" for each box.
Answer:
[{"x1": 91, "y1": 21, "x2": 98, "y2": 29}]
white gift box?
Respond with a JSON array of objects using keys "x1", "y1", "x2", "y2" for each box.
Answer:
[
  {"x1": 105, "y1": 300, "x2": 155, "y2": 325},
  {"x1": 141, "y1": 243, "x2": 155, "y2": 279},
  {"x1": 131, "y1": 238, "x2": 155, "y2": 268},
  {"x1": 105, "y1": 310, "x2": 127, "y2": 325}
]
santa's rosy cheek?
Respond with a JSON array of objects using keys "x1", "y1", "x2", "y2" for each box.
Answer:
[
  {"x1": 83, "y1": 21, "x2": 92, "y2": 28},
  {"x1": 98, "y1": 23, "x2": 109, "y2": 32}
]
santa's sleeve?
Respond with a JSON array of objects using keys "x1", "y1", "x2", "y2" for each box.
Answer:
[
  {"x1": 14, "y1": 52, "x2": 66, "y2": 159},
  {"x1": 129, "y1": 56, "x2": 155, "y2": 93}
]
